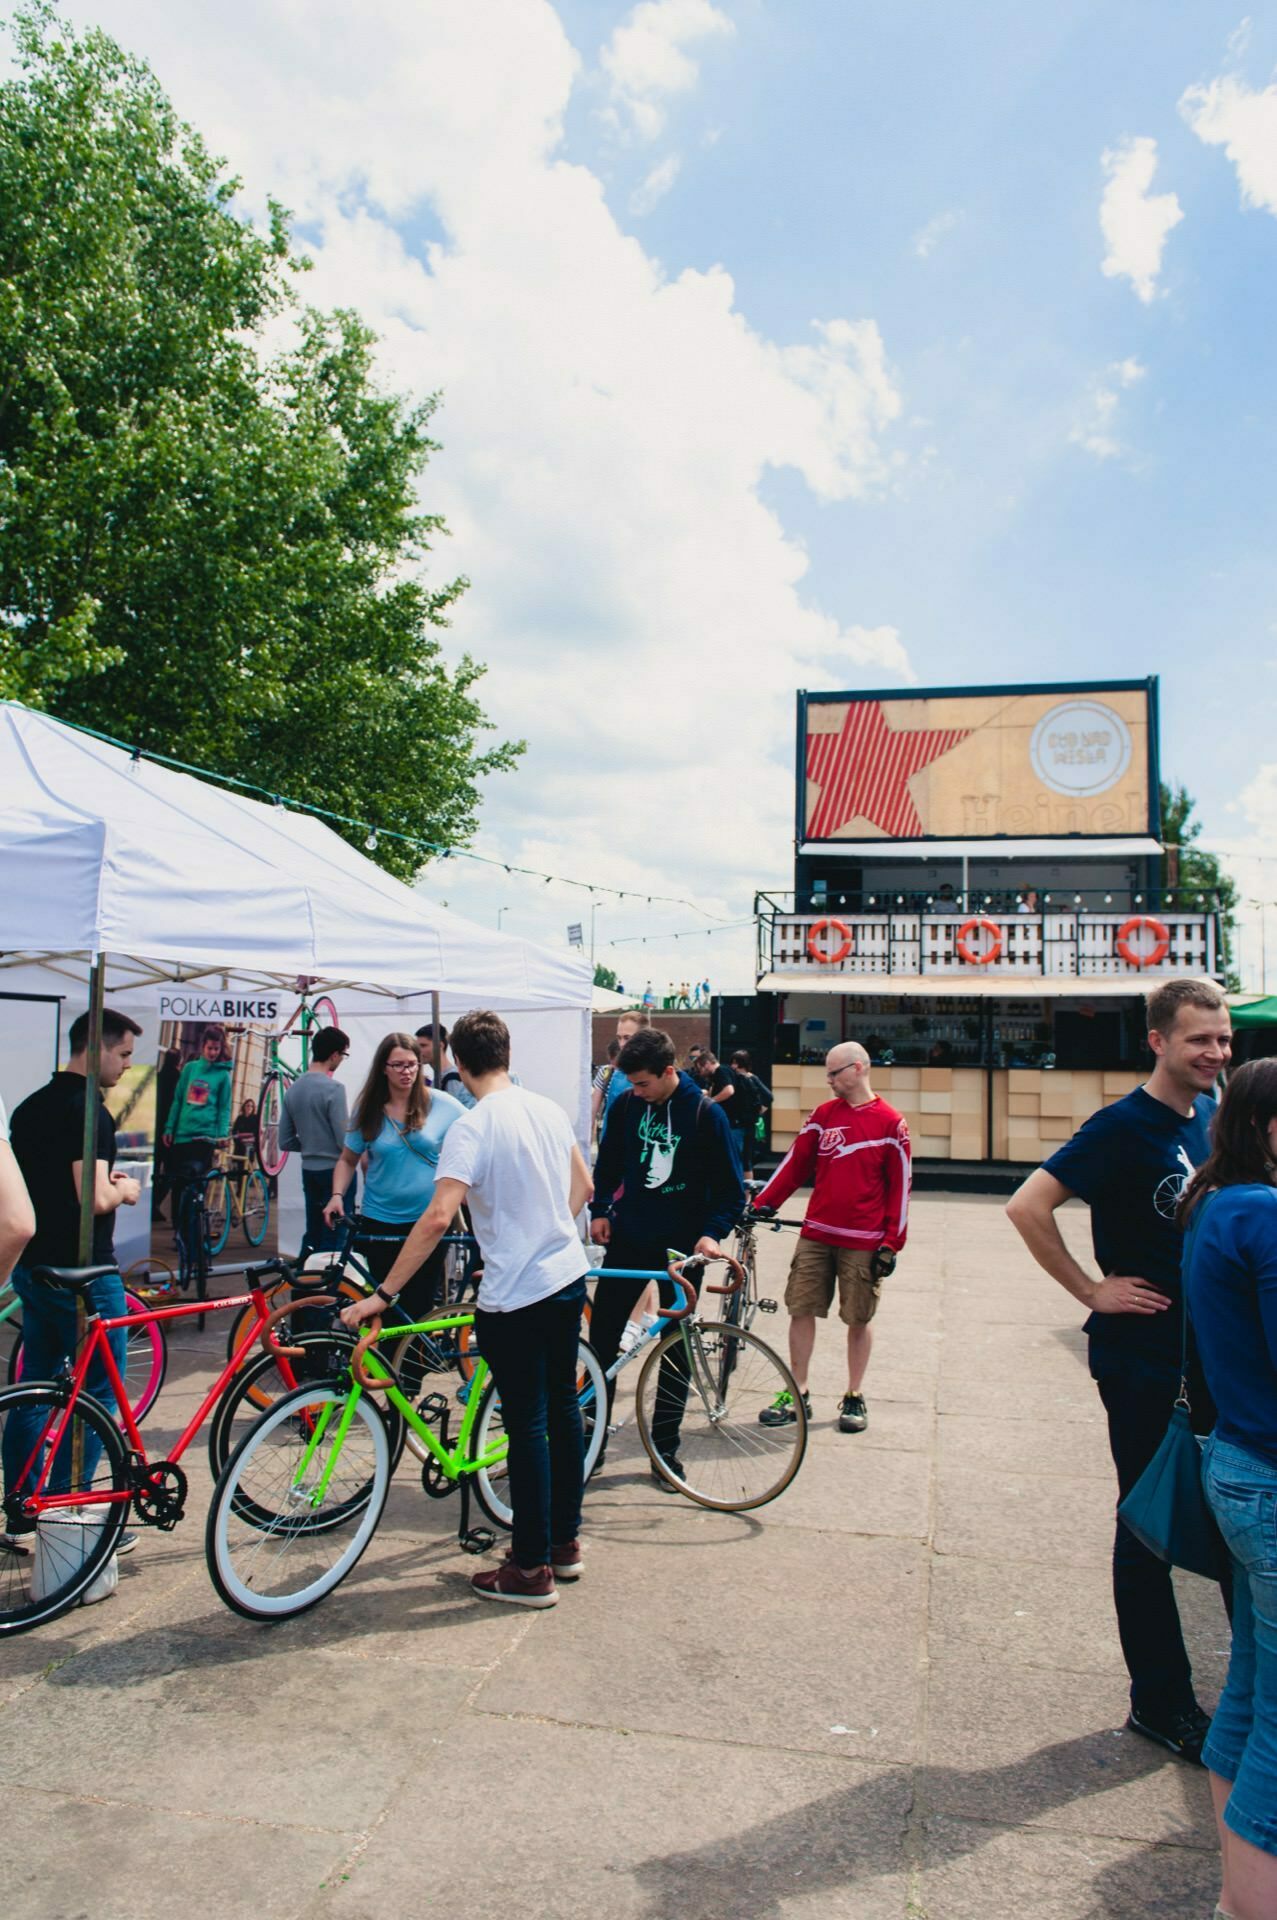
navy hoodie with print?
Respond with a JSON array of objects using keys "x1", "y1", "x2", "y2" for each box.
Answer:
[{"x1": 590, "y1": 1070, "x2": 744, "y2": 1251}]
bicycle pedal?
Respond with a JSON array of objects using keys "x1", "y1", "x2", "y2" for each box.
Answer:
[
  {"x1": 459, "y1": 1527, "x2": 496, "y2": 1556},
  {"x1": 759, "y1": 1298, "x2": 779, "y2": 1312},
  {"x1": 414, "y1": 1392, "x2": 450, "y2": 1426}
]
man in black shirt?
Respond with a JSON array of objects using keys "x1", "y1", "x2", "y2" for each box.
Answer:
[{"x1": 2, "y1": 1007, "x2": 143, "y2": 1550}]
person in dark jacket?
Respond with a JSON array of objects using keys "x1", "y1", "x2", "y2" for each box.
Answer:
[{"x1": 589, "y1": 1026, "x2": 744, "y2": 1482}]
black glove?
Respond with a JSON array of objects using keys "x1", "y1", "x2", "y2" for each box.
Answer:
[
  {"x1": 870, "y1": 1247, "x2": 896, "y2": 1281},
  {"x1": 748, "y1": 1203, "x2": 777, "y2": 1223}
]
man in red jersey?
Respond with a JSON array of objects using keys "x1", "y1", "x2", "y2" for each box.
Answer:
[{"x1": 751, "y1": 1041, "x2": 910, "y2": 1433}]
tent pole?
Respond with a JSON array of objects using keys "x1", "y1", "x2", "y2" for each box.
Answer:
[{"x1": 431, "y1": 991, "x2": 442, "y2": 1080}]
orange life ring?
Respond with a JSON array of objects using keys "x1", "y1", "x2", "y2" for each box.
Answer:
[
  {"x1": 807, "y1": 917, "x2": 853, "y2": 965},
  {"x1": 1116, "y1": 915, "x2": 1170, "y2": 968},
  {"x1": 955, "y1": 916, "x2": 1003, "y2": 966}
]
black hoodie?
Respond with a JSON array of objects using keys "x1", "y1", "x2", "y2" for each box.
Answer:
[{"x1": 590, "y1": 1070, "x2": 744, "y2": 1249}]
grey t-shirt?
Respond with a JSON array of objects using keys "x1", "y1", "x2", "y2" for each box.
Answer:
[{"x1": 280, "y1": 1071, "x2": 348, "y2": 1170}]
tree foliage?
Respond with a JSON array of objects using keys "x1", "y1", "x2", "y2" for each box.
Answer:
[
  {"x1": 593, "y1": 963, "x2": 618, "y2": 990},
  {"x1": 1160, "y1": 781, "x2": 1239, "y2": 987},
  {"x1": 0, "y1": 4, "x2": 520, "y2": 879}
]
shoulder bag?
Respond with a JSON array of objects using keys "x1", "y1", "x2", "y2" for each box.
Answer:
[{"x1": 1116, "y1": 1191, "x2": 1227, "y2": 1581}]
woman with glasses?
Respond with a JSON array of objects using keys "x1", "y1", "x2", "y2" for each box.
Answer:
[{"x1": 323, "y1": 1032, "x2": 465, "y2": 1317}]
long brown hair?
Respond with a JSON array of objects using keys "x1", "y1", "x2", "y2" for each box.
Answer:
[
  {"x1": 1177, "y1": 1058, "x2": 1277, "y2": 1226},
  {"x1": 351, "y1": 1031, "x2": 430, "y2": 1143}
]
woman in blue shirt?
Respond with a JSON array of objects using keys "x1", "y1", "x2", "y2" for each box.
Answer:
[
  {"x1": 323, "y1": 1032, "x2": 465, "y2": 1318},
  {"x1": 1180, "y1": 1059, "x2": 1277, "y2": 1920}
]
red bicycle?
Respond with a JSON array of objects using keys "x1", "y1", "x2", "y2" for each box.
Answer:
[{"x1": 0, "y1": 1258, "x2": 350, "y2": 1633}]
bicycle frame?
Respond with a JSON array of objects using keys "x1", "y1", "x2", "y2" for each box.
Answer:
[{"x1": 9, "y1": 1286, "x2": 307, "y2": 1518}]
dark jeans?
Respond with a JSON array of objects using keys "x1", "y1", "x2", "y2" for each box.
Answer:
[
  {"x1": 299, "y1": 1167, "x2": 355, "y2": 1262},
  {"x1": 473, "y1": 1277, "x2": 587, "y2": 1568},
  {"x1": 2, "y1": 1265, "x2": 128, "y2": 1503},
  {"x1": 592, "y1": 1234, "x2": 698, "y2": 1459},
  {"x1": 1097, "y1": 1365, "x2": 1234, "y2": 1718}
]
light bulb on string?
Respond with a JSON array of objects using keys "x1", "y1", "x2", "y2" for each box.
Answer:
[{"x1": 365, "y1": 831, "x2": 378, "y2": 850}]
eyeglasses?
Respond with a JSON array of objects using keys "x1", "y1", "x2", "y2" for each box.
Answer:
[{"x1": 388, "y1": 1061, "x2": 419, "y2": 1073}]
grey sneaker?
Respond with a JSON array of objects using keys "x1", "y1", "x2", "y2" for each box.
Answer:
[
  {"x1": 759, "y1": 1389, "x2": 811, "y2": 1428},
  {"x1": 838, "y1": 1393, "x2": 868, "y2": 1433}
]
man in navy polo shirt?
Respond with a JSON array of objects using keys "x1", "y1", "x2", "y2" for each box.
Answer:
[{"x1": 1007, "y1": 977, "x2": 1233, "y2": 1766}]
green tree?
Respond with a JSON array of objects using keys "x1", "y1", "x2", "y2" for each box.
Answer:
[
  {"x1": 0, "y1": 5, "x2": 520, "y2": 879},
  {"x1": 1160, "y1": 781, "x2": 1239, "y2": 987},
  {"x1": 593, "y1": 963, "x2": 618, "y2": 990}
]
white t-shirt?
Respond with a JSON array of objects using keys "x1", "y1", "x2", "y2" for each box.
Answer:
[{"x1": 436, "y1": 1086, "x2": 586, "y2": 1313}]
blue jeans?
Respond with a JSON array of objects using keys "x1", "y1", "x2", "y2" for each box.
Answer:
[
  {"x1": 1, "y1": 1265, "x2": 128, "y2": 1504},
  {"x1": 1202, "y1": 1435, "x2": 1277, "y2": 1858},
  {"x1": 299, "y1": 1167, "x2": 355, "y2": 1262},
  {"x1": 473, "y1": 1277, "x2": 586, "y2": 1569}
]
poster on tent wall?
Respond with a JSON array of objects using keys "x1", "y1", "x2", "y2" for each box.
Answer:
[{"x1": 146, "y1": 1009, "x2": 280, "y2": 1286}]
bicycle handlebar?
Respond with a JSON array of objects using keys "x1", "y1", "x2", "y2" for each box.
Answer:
[
  {"x1": 351, "y1": 1317, "x2": 389, "y2": 1392},
  {"x1": 690, "y1": 1252, "x2": 745, "y2": 1297},
  {"x1": 255, "y1": 1293, "x2": 338, "y2": 1361}
]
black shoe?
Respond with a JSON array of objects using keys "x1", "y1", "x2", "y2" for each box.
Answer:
[
  {"x1": 115, "y1": 1530, "x2": 139, "y2": 1557},
  {"x1": 650, "y1": 1452, "x2": 684, "y2": 1489},
  {"x1": 1125, "y1": 1703, "x2": 1209, "y2": 1766},
  {"x1": 838, "y1": 1392, "x2": 868, "y2": 1433}
]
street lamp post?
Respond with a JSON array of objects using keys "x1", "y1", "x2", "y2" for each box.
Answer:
[{"x1": 497, "y1": 906, "x2": 507, "y2": 932}]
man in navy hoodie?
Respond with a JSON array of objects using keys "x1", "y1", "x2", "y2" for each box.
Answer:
[{"x1": 589, "y1": 1026, "x2": 744, "y2": 1483}]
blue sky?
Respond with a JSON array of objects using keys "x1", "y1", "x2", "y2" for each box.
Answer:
[{"x1": 39, "y1": 1, "x2": 1277, "y2": 986}]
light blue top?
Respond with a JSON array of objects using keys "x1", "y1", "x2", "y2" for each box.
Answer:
[{"x1": 344, "y1": 1091, "x2": 466, "y2": 1224}]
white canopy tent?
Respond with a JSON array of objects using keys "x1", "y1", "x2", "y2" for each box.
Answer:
[{"x1": 0, "y1": 702, "x2": 593, "y2": 1254}]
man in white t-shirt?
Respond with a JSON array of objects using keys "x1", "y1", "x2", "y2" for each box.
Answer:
[{"x1": 342, "y1": 1010, "x2": 593, "y2": 1609}]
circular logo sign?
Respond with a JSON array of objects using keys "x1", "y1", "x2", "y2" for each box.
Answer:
[{"x1": 1030, "y1": 700, "x2": 1132, "y2": 798}]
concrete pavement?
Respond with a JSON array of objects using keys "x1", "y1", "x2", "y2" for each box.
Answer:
[{"x1": 0, "y1": 1193, "x2": 1228, "y2": 1918}]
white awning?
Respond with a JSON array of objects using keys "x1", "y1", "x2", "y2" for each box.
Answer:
[
  {"x1": 797, "y1": 838, "x2": 1162, "y2": 860},
  {"x1": 758, "y1": 972, "x2": 1150, "y2": 1000}
]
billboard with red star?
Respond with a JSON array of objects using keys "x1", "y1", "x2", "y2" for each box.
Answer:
[{"x1": 799, "y1": 680, "x2": 1157, "y2": 845}]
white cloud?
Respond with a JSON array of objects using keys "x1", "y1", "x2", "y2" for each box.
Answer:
[
  {"x1": 1069, "y1": 357, "x2": 1146, "y2": 461},
  {"x1": 630, "y1": 151, "x2": 681, "y2": 214},
  {"x1": 1181, "y1": 73, "x2": 1277, "y2": 218},
  {"x1": 1099, "y1": 136, "x2": 1183, "y2": 303},
  {"x1": 65, "y1": 0, "x2": 907, "y2": 985},
  {"x1": 912, "y1": 210, "x2": 962, "y2": 260},
  {"x1": 600, "y1": 0, "x2": 734, "y2": 142}
]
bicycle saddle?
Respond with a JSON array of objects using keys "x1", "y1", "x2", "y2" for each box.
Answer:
[{"x1": 31, "y1": 1264, "x2": 119, "y2": 1293}]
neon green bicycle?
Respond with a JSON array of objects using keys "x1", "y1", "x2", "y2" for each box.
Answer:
[{"x1": 205, "y1": 1307, "x2": 607, "y2": 1621}]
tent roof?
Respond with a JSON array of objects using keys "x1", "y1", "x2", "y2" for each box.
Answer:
[
  {"x1": 0, "y1": 702, "x2": 590, "y2": 1007},
  {"x1": 1228, "y1": 995, "x2": 1277, "y2": 1028}
]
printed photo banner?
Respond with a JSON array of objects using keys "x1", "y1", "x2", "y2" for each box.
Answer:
[{"x1": 800, "y1": 682, "x2": 1156, "y2": 844}]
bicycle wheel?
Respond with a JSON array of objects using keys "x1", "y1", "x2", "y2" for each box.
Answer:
[
  {"x1": 8, "y1": 1295, "x2": 167, "y2": 1421},
  {"x1": 469, "y1": 1340, "x2": 608, "y2": 1533},
  {"x1": 204, "y1": 1174, "x2": 231, "y2": 1258},
  {"x1": 241, "y1": 1170, "x2": 270, "y2": 1247},
  {"x1": 257, "y1": 1072, "x2": 289, "y2": 1178},
  {"x1": 206, "y1": 1383, "x2": 390, "y2": 1621},
  {"x1": 209, "y1": 1332, "x2": 406, "y2": 1486},
  {"x1": 0, "y1": 1385, "x2": 130, "y2": 1633},
  {"x1": 635, "y1": 1325, "x2": 807, "y2": 1512},
  {"x1": 311, "y1": 996, "x2": 339, "y2": 1031}
]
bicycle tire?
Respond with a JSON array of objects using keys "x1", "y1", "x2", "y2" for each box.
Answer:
[
  {"x1": 241, "y1": 1170, "x2": 270, "y2": 1247},
  {"x1": 469, "y1": 1339, "x2": 608, "y2": 1533},
  {"x1": 635, "y1": 1324, "x2": 807, "y2": 1512},
  {"x1": 9, "y1": 1291, "x2": 169, "y2": 1424},
  {"x1": 311, "y1": 996, "x2": 339, "y2": 1032},
  {"x1": 204, "y1": 1174, "x2": 232, "y2": 1258},
  {"x1": 257, "y1": 1071, "x2": 289, "y2": 1178},
  {"x1": 0, "y1": 1385, "x2": 130, "y2": 1634},
  {"x1": 206, "y1": 1383, "x2": 390, "y2": 1621},
  {"x1": 209, "y1": 1332, "x2": 407, "y2": 1488}
]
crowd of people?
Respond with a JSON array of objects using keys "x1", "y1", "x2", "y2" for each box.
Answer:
[{"x1": 1, "y1": 977, "x2": 1274, "y2": 1913}]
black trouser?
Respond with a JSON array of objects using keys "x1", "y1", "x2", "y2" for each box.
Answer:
[
  {"x1": 1096, "y1": 1364, "x2": 1233, "y2": 1719},
  {"x1": 592, "y1": 1233, "x2": 698, "y2": 1459},
  {"x1": 474, "y1": 1278, "x2": 587, "y2": 1568}
]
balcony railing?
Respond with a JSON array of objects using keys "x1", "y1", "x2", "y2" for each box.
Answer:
[{"x1": 756, "y1": 893, "x2": 1221, "y2": 982}]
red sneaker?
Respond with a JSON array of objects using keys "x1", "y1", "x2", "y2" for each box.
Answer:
[
  {"x1": 550, "y1": 1541, "x2": 583, "y2": 1581},
  {"x1": 470, "y1": 1558, "x2": 557, "y2": 1608}
]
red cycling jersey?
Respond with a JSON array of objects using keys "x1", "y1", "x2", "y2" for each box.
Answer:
[{"x1": 755, "y1": 1095, "x2": 911, "y2": 1253}]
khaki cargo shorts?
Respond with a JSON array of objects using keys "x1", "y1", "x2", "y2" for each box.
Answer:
[{"x1": 784, "y1": 1239, "x2": 881, "y2": 1326}]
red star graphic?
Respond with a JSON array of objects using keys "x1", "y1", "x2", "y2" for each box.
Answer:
[{"x1": 806, "y1": 701, "x2": 972, "y2": 839}]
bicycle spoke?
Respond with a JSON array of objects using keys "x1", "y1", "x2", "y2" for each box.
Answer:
[{"x1": 636, "y1": 1326, "x2": 807, "y2": 1512}]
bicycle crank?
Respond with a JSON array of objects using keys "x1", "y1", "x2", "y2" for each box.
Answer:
[{"x1": 132, "y1": 1460, "x2": 188, "y2": 1530}]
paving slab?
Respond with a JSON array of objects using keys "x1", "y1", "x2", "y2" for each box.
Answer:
[
  {"x1": 929, "y1": 1555, "x2": 1129, "y2": 1676},
  {"x1": 933, "y1": 1461, "x2": 1112, "y2": 1567},
  {"x1": 936, "y1": 1410, "x2": 1111, "y2": 1481},
  {"x1": 298, "y1": 1717, "x2": 914, "y2": 1920},
  {"x1": 917, "y1": 1813, "x2": 1221, "y2": 1919}
]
